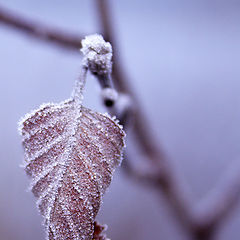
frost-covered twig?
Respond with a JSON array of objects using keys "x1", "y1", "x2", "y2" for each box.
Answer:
[
  {"x1": 96, "y1": 0, "x2": 166, "y2": 163},
  {"x1": 0, "y1": 4, "x2": 82, "y2": 50}
]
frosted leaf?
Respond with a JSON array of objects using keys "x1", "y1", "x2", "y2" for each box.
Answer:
[
  {"x1": 19, "y1": 34, "x2": 123, "y2": 240},
  {"x1": 19, "y1": 98, "x2": 125, "y2": 240}
]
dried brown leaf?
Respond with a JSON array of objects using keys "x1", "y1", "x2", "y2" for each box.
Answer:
[{"x1": 19, "y1": 98, "x2": 125, "y2": 240}]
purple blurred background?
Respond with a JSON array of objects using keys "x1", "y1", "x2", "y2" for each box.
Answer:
[{"x1": 1, "y1": 0, "x2": 240, "y2": 239}]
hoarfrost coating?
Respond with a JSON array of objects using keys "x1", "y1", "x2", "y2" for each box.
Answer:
[
  {"x1": 19, "y1": 100, "x2": 125, "y2": 240},
  {"x1": 81, "y1": 34, "x2": 113, "y2": 76}
]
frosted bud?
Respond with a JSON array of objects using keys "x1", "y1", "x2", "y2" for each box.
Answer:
[
  {"x1": 101, "y1": 88, "x2": 118, "y2": 107},
  {"x1": 81, "y1": 34, "x2": 113, "y2": 76}
]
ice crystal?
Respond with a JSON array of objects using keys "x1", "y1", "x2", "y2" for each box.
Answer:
[
  {"x1": 81, "y1": 34, "x2": 112, "y2": 76},
  {"x1": 19, "y1": 34, "x2": 125, "y2": 240},
  {"x1": 93, "y1": 221, "x2": 110, "y2": 240}
]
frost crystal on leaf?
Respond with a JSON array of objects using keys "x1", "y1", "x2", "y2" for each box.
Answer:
[
  {"x1": 19, "y1": 99, "x2": 125, "y2": 240},
  {"x1": 19, "y1": 34, "x2": 125, "y2": 240},
  {"x1": 81, "y1": 34, "x2": 113, "y2": 76},
  {"x1": 93, "y1": 221, "x2": 110, "y2": 240}
]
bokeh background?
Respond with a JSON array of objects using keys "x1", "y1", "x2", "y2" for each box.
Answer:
[{"x1": 1, "y1": 0, "x2": 240, "y2": 239}]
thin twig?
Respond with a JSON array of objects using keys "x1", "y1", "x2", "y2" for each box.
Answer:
[{"x1": 0, "y1": 5, "x2": 82, "y2": 50}]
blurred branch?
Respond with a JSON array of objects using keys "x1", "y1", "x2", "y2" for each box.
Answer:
[
  {"x1": 122, "y1": 155, "x2": 240, "y2": 240},
  {"x1": 96, "y1": 0, "x2": 166, "y2": 164},
  {"x1": 0, "y1": 5, "x2": 82, "y2": 50},
  {"x1": 121, "y1": 156, "x2": 194, "y2": 231}
]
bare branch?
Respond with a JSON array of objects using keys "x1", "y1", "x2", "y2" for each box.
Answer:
[
  {"x1": 122, "y1": 155, "x2": 240, "y2": 240},
  {"x1": 121, "y1": 156, "x2": 195, "y2": 231},
  {"x1": 0, "y1": 5, "x2": 82, "y2": 50}
]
